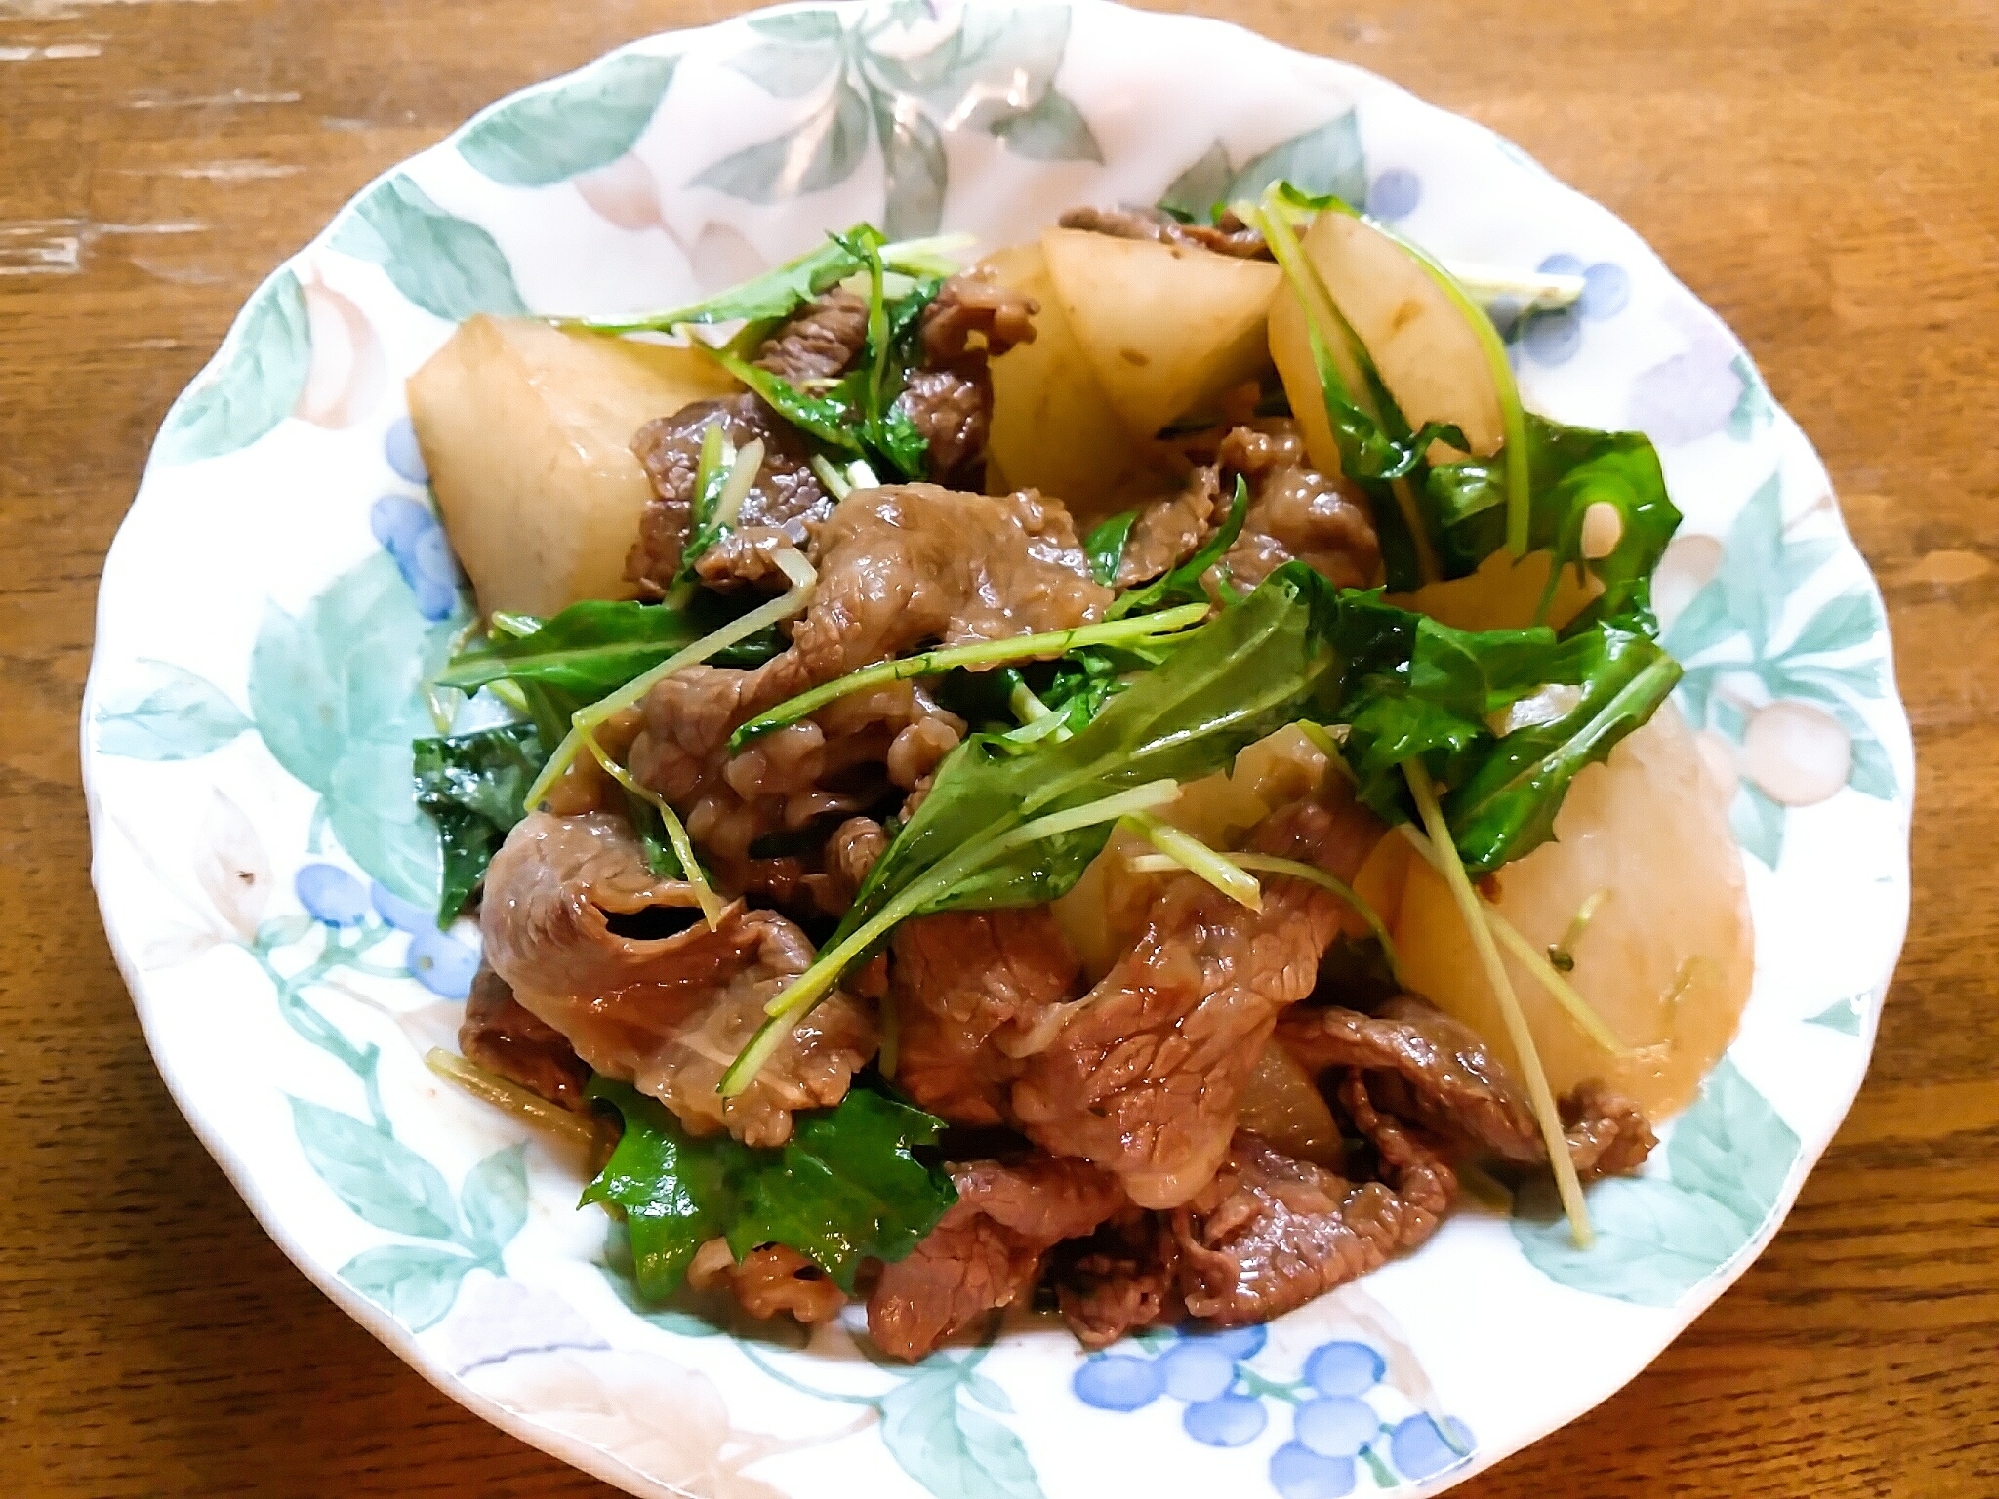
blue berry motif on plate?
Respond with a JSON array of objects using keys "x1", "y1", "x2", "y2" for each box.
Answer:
[{"x1": 1073, "y1": 1327, "x2": 1475, "y2": 1494}]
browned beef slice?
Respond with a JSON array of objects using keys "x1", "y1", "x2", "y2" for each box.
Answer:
[
  {"x1": 1054, "y1": 1207, "x2": 1184, "y2": 1349},
  {"x1": 1059, "y1": 205, "x2": 1272, "y2": 261},
  {"x1": 627, "y1": 393, "x2": 832, "y2": 590},
  {"x1": 895, "y1": 267, "x2": 1039, "y2": 488},
  {"x1": 890, "y1": 908, "x2": 1082, "y2": 1126},
  {"x1": 867, "y1": 1156, "x2": 1125, "y2": 1360},
  {"x1": 631, "y1": 484, "x2": 1108, "y2": 787},
  {"x1": 479, "y1": 809, "x2": 875, "y2": 1147},
  {"x1": 1117, "y1": 465, "x2": 1223, "y2": 587},
  {"x1": 1011, "y1": 786, "x2": 1385, "y2": 1210},
  {"x1": 1172, "y1": 1091, "x2": 1453, "y2": 1326},
  {"x1": 459, "y1": 963, "x2": 591, "y2": 1111},
  {"x1": 1276, "y1": 995, "x2": 1657, "y2": 1178},
  {"x1": 1218, "y1": 422, "x2": 1381, "y2": 590},
  {"x1": 734, "y1": 1245, "x2": 847, "y2": 1323},
  {"x1": 753, "y1": 288, "x2": 870, "y2": 383}
]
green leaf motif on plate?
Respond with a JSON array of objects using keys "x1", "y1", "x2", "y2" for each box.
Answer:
[
  {"x1": 339, "y1": 1243, "x2": 481, "y2": 1332},
  {"x1": 458, "y1": 1143, "x2": 529, "y2": 1253},
  {"x1": 698, "y1": 3, "x2": 1095, "y2": 236},
  {"x1": 95, "y1": 659, "x2": 253, "y2": 760},
  {"x1": 1161, "y1": 113, "x2": 1366, "y2": 221},
  {"x1": 152, "y1": 267, "x2": 310, "y2": 465},
  {"x1": 290, "y1": 1095, "x2": 462, "y2": 1240},
  {"x1": 333, "y1": 174, "x2": 527, "y2": 321},
  {"x1": 1726, "y1": 354, "x2": 1775, "y2": 442},
  {"x1": 1664, "y1": 468, "x2": 1898, "y2": 868},
  {"x1": 458, "y1": 51, "x2": 679, "y2": 186},
  {"x1": 1805, "y1": 993, "x2": 1867, "y2": 1036},
  {"x1": 879, "y1": 1355, "x2": 1045, "y2": 1499},
  {"x1": 248, "y1": 550, "x2": 462, "y2": 905},
  {"x1": 1514, "y1": 1059, "x2": 1801, "y2": 1306}
]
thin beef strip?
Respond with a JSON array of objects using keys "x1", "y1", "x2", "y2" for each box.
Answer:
[
  {"x1": 1011, "y1": 783, "x2": 1385, "y2": 1210},
  {"x1": 479, "y1": 809, "x2": 875, "y2": 1147},
  {"x1": 867, "y1": 1156, "x2": 1125, "y2": 1360},
  {"x1": 687, "y1": 1239, "x2": 846, "y2": 1325},
  {"x1": 753, "y1": 287, "x2": 870, "y2": 383},
  {"x1": 1060, "y1": 205, "x2": 1271, "y2": 261},
  {"x1": 459, "y1": 963, "x2": 591, "y2": 1112},
  {"x1": 897, "y1": 266, "x2": 1039, "y2": 487},
  {"x1": 1113, "y1": 420, "x2": 1381, "y2": 593},
  {"x1": 1172, "y1": 1079, "x2": 1454, "y2": 1326},
  {"x1": 1277, "y1": 995, "x2": 1657, "y2": 1178},
  {"x1": 627, "y1": 483, "x2": 1109, "y2": 801},
  {"x1": 890, "y1": 908, "x2": 1082, "y2": 1126},
  {"x1": 628, "y1": 393, "x2": 833, "y2": 591},
  {"x1": 1054, "y1": 1206, "x2": 1184, "y2": 1349}
]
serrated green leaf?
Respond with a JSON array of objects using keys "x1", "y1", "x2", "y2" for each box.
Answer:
[
  {"x1": 95, "y1": 660, "x2": 253, "y2": 760},
  {"x1": 414, "y1": 722, "x2": 545, "y2": 923},
  {"x1": 459, "y1": 52, "x2": 679, "y2": 185},
  {"x1": 334, "y1": 175, "x2": 526, "y2": 321},
  {"x1": 339, "y1": 1243, "x2": 478, "y2": 1331},
  {"x1": 153, "y1": 268, "x2": 310, "y2": 465},
  {"x1": 290, "y1": 1097, "x2": 461, "y2": 1240}
]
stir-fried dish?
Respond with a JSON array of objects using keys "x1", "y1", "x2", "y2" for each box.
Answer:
[{"x1": 407, "y1": 184, "x2": 1752, "y2": 1360}]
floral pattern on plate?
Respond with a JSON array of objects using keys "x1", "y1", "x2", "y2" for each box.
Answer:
[{"x1": 83, "y1": 3, "x2": 1912, "y2": 1495}]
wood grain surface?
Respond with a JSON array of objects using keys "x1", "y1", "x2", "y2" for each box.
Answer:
[{"x1": 3, "y1": 0, "x2": 1994, "y2": 1493}]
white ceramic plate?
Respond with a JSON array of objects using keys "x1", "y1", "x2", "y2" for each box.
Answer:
[{"x1": 83, "y1": 4, "x2": 1912, "y2": 1495}]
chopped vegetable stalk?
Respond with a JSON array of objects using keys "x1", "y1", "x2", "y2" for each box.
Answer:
[
  {"x1": 1405, "y1": 762, "x2": 1591, "y2": 1246},
  {"x1": 809, "y1": 453, "x2": 853, "y2": 499},
  {"x1": 1124, "y1": 849, "x2": 1401, "y2": 984},
  {"x1": 719, "y1": 778, "x2": 1182, "y2": 1096},
  {"x1": 1397, "y1": 826, "x2": 1627, "y2": 1056},
  {"x1": 1122, "y1": 813, "x2": 1262, "y2": 910},
  {"x1": 729, "y1": 600, "x2": 1211, "y2": 749},
  {"x1": 1550, "y1": 888, "x2": 1609, "y2": 972},
  {"x1": 706, "y1": 437, "x2": 761, "y2": 536},
  {"x1": 579, "y1": 729, "x2": 725, "y2": 928},
  {"x1": 425, "y1": 1047, "x2": 601, "y2": 1150},
  {"x1": 523, "y1": 550, "x2": 817, "y2": 812},
  {"x1": 1443, "y1": 261, "x2": 1586, "y2": 312}
]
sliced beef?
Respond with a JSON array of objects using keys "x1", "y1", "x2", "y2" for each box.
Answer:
[
  {"x1": 753, "y1": 288, "x2": 870, "y2": 383},
  {"x1": 688, "y1": 1240, "x2": 847, "y2": 1325},
  {"x1": 628, "y1": 393, "x2": 832, "y2": 591},
  {"x1": 897, "y1": 267, "x2": 1039, "y2": 488},
  {"x1": 1011, "y1": 785, "x2": 1385, "y2": 1209},
  {"x1": 1218, "y1": 422, "x2": 1381, "y2": 591},
  {"x1": 629, "y1": 483, "x2": 1108, "y2": 798},
  {"x1": 891, "y1": 908, "x2": 1082, "y2": 1126},
  {"x1": 479, "y1": 809, "x2": 875, "y2": 1147},
  {"x1": 867, "y1": 1156, "x2": 1124, "y2": 1360},
  {"x1": 459, "y1": 963, "x2": 591, "y2": 1112},
  {"x1": 1116, "y1": 465, "x2": 1223, "y2": 587},
  {"x1": 1054, "y1": 1207, "x2": 1184, "y2": 1349},
  {"x1": 1172, "y1": 1094, "x2": 1453, "y2": 1326},
  {"x1": 1059, "y1": 205, "x2": 1272, "y2": 261},
  {"x1": 1276, "y1": 995, "x2": 1657, "y2": 1178}
]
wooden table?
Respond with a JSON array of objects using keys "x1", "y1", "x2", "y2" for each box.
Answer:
[{"x1": 4, "y1": 0, "x2": 1994, "y2": 1492}]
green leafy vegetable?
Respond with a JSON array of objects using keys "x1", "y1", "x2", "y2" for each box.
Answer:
[
  {"x1": 673, "y1": 422, "x2": 735, "y2": 588},
  {"x1": 557, "y1": 227, "x2": 864, "y2": 334},
  {"x1": 413, "y1": 721, "x2": 545, "y2": 922},
  {"x1": 1083, "y1": 509, "x2": 1137, "y2": 587},
  {"x1": 435, "y1": 596, "x2": 782, "y2": 705},
  {"x1": 582, "y1": 1078, "x2": 956, "y2": 1297},
  {"x1": 1424, "y1": 414, "x2": 1682, "y2": 628}
]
